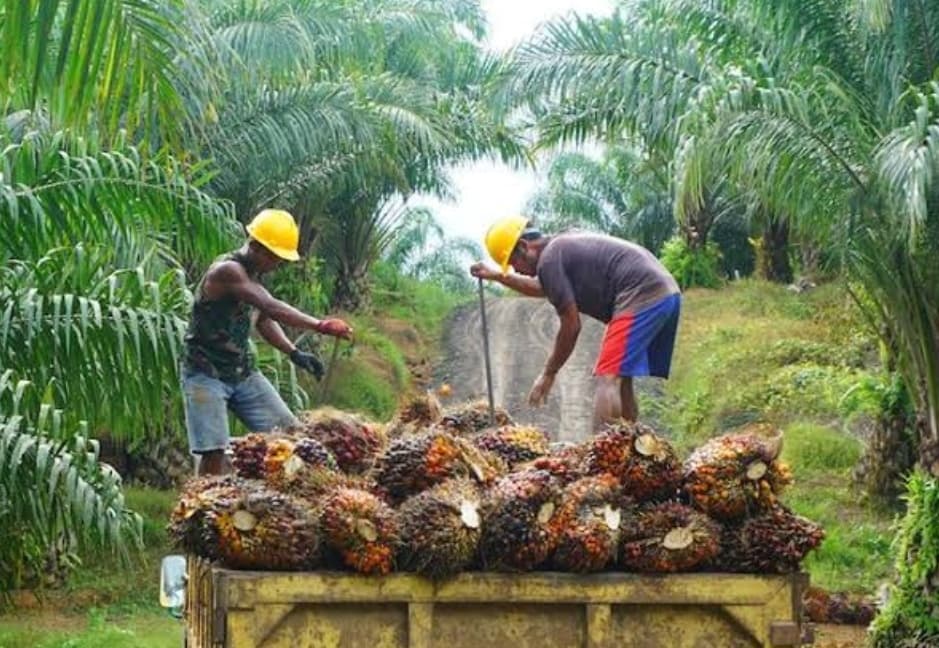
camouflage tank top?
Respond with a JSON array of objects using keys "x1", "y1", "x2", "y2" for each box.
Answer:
[{"x1": 183, "y1": 252, "x2": 257, "y2": 383}]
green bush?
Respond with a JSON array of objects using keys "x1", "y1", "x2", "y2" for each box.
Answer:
[
  {"x1": 0, "y1": 376, "x2": 141, "y2": 601},
  {"x1": 871, "y1": 472, "x2": 939, "y2": 646},
  {"x1": 660, "y1": 236, "x2": 723, "y2": 289}
]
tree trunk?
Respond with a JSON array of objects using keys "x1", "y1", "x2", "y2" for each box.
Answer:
[
  {"x1": 757, "y1": 218, "x2": 792, "y2": 283},
  {"x1": 854, "y1": 407, "x2": 917, "y2": 504},
  {"x1": 332, "y1": 267, "x2": 371, "y2": 312}
]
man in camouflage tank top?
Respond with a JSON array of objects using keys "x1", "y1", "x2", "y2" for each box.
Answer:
[{"x1": 182, "y1": 209, "x2": 352, "y2": 475}]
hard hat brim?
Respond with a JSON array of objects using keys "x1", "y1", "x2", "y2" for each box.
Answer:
[{"x1": 246, "y1": 223, "x2": 300, "y2": 261}]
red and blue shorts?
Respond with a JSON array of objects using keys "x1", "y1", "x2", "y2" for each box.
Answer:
[{"x1": 594, "y1": 293, "x2": 681, "y2": 378}]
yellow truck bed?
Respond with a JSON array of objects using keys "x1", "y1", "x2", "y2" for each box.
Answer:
[{"x1": 185, "y1": 557, "x2": 811, "y2": 648}]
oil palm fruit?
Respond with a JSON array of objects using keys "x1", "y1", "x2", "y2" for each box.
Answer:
[
  {"x1": 440, "y1": 400, "x2": 513, "y2": 435},
  {"x1": 263, "y1": 436, "x2": 345, "y2": 501},
  {"x1": 520, "y1": 442, "x2": 588, "y2": 484},
  {"x1": 298, "y1": 408, "x2": 386, "y2": 475},
  {"x1": 473, "y1": 425, "x2": 549, "y2": 468},
  {"x1": 374, "y1": 431, "x2": 504, "y2": 503},
  {"x1": 713, "y1": 505, "x2": 824, "y2": 573},
  {"x1": 552, "y1": 474, "x2": 624, "y2": 573},
  {"x1": 320, "y1": 487, "x2": 399, "y2": 575},
  {"x1": 397, "y1": 479, "x2": 482, "y2": 579},
  {"x1": 619, "y1": 501, "x2": 721, "y2": 572},
  {"x1": 231, "y1": 434, "x2": 269, "y2": 479},
  {"x1": 388, "y1": 392, "x2": 444, "y2": 437},
  {"x1": 683, "y1": 429, "x2": 792, "y2": 520},
  {"x1": 169, "y1": 475, "x2": 244, "y2": 560},
  {"x1": 479, "y1": 469, "x2": 564, "y2": 571},
  {"x1": 171, "y1": 476, "x2": 321, "y2": 570},
  {"x1": 584, "y1": 421, "x2": 682, "y2": 501}
]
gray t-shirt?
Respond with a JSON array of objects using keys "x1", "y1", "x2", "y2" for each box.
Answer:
[{"x1": 536, "y1": 233, "x2": 679, "y2": 323}]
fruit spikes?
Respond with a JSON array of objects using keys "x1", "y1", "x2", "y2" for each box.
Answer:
[
  {"x1": 712, "y1": 505, "x2": 825, "y2": 573},
  {"x1": 683, "y1": 430, "x2": 792, "y2": 520},
  {"x1": 479, "y1": 469, "x2": 564, "y2": 571},
  {"x1": 320, "y1": 487, "x2": 399, "y2": 575},
  {"x1": 619, "y1": 501, "x2": 721, "y2": 573},
  {"x1": 397, "y1": 479, "x2": 482, "y2": 579},
  {"x1": 473, "y1": 425, "x2": 550, "y2": 468},
  {"x1": 440, "y1": 400, "x2": 513, "y2": 435},
  {"x1": 584, "y1": 421, "x2": 682, "y2": 501},
  {"x1": 374, "y1": 431, "x2": 504, "y2": 503},
  {"x1": 552, "y1": 474, "x2": 624, "y2": 573}
]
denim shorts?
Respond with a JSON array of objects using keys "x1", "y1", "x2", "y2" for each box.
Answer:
[{"x1": 182, "y1": 370, "x2": 299, "y2": 454}]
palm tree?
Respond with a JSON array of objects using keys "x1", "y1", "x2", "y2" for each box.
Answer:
[
  {"x1": 526, "y1": 147, "x2": 675, "y2": 253},
  {"x1": 182, "y1": 0, "x2": 525, "y2": 307},
  {"x1": 512, "y1": 1, "x2": 939, "y2": 639}
]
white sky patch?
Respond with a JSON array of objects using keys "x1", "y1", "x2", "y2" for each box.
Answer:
[{"x1": 410, "y1": 0, "x2": 615, "y2": 250}]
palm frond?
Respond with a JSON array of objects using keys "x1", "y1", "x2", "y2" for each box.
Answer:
[
  {"x1": 874, "y1": 83, "x2": 939, "y2": 244},
  {"x1": 0, "y1": 376, "x2": 141, "y2": 595},
  {"x1": 0, "y1": 0, "x2": 202, "y2": 144},
  {"x1": 0, "y1": 131, "x2": 238, "y2": 272},
  {"x1": 0, "y1": 246, "x2": 192, "y2": 440}
]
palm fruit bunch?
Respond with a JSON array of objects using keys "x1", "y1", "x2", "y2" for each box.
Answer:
[
  {"x1": 479, "y1": 469, "x2": 564, "y2": 571},
  {"x1": 440, "y1": 400, "x2": 513, "y2": 435},
  {"x1": 387, "y1": 391, "x2": 444, "y2": 437},
  {"x1": 262, "y1": 436, "x2": 344, "y2": 498},
  {"x1": 802, "y1": 588, "x2": 876, "y2": 626},
  {"x1": 320, "y1": 487, "x2": 399, "y2": 575},
  {"x1": 172, "y1": 476, "x2": 321, "y2": 570},
  {"x1": 298, "y1": 408, "x2": 386, "y2": 475},
  {"x1": 712, "y1": 505, "x2": 824, "y2": 573},
  {"x1": 231, "y1": 433, "x2": 269, "y2": 479},
  {"x1": 683, "y1": 428, "x2": 792, "y2": 520},
  {"x1": 374, "y1": 430, "x2": 504, "y2": 503},
  {"x1": 169, "y1": 475, "x2": 244, "y2": 559},
  {"x1": 551, "y1": 474, "x2": 624, "y2": 573},
  {"x1": 397, "y1": 479, "x2": 482, "y2": 579},
  {"x1": 521, "y1": 442, "x2": 587, "y2": 484},
  {"x1": 472, "y1": 425, "x2": 550, "y2": 468},
  {"x1": 619, "y1": 501, "x2": 721, "y2": 572},
  {"x1": 583, "y1": 421, "x2": 682, "y2": 501}
]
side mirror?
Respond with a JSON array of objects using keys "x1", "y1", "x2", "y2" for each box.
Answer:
[{"x1": 160, "y1": 555, "x2": 187, "y2": 613}]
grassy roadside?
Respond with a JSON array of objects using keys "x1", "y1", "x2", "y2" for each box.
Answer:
[{"x1": 0, "y1": 488, "x2": 180, "y2": 648}]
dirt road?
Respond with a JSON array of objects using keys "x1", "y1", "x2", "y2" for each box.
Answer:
[{"x1": 439, "y1": 296, "x2": 667, "y2": 443}]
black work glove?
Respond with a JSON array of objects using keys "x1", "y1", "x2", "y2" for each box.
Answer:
[{"x1": 290, "y1": 349, "x2": 324, "y2": 381}]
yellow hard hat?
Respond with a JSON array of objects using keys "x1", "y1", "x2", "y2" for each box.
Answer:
[
  {"x1": 246, "y1": 209, "x2": 300, "y2": 261},
  {"x1": 485, "y1": 215, "x2": 528, "y2": 272}
]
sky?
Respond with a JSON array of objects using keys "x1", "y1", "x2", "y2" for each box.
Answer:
[{"x1": 410, "y1": 0, "x2": 615, "y2": 249}]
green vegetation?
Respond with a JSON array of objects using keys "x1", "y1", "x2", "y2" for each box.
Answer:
[
  {"x1": 0, "y1": 487, "x2": 178, "y2": 647},
  {"x1": 872, "y1": 473, "x2": 939, "y2": 645},
  {"x1": 2, "y1": 0, "x2": 938, "y2": 641}
]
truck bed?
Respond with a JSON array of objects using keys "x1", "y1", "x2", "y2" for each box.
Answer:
[{"x1": 185, "y1": 556, "x2": 810, "y2": 647}]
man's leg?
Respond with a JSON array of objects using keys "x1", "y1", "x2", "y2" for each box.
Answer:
[
  {"x1": 229, "y1": 371, "x2": 300, "y2": 432},
  {"x1": 592, "y1": 375, "x2": 623, "y2": 431},
  {"x1": 620, "y1": 376, "x2": 638, "y2": 422},
  {"x1": 196, "y1": 450, "x2": 230, "y2": 476},
  {"x1": 182, "y1": 372, "x2": 233, "y2": 476}
]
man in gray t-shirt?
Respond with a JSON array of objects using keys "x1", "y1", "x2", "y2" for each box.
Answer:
[{"x1": 471, "y1": 216, "x2": 681, "y2": 429}]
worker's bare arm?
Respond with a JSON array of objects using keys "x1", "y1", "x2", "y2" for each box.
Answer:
[
  {"x1": 496, "y1": 273, "x2": 545, "y2": 298},
  {"x1": 256, "y1": 314, "x2": 295, "y2": 354},
  {"x1": 545, "y1": 302, "x2": 581, "y2": 375},
  {"x1": 469, "y1": 263, "x2": 545, "y2": 297},
  {"x1": 204, "y1": 261, "x2": 325, "y2": 332}
]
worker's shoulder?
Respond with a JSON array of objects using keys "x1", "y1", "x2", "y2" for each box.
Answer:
[{"x1": 204, "y1": 257, "x2": 249, "y2": 283}]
